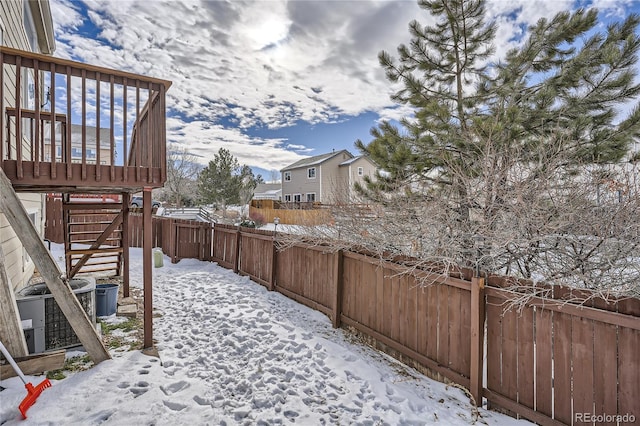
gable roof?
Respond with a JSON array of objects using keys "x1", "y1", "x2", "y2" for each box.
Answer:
[
  {"x1": 281, "y1": 149, "x2": 353, "y2": 171},
  {"x1": 254, "y1": 183, "x2": 281, "y2": 193},
  {"x1": 339, "y1": 155, "x2": 377, "y2": 167}
]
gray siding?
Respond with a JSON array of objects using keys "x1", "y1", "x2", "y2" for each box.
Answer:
[
  {"x1": 281, "y1": 151, "x2": 378, "y2": 204},
  {"x1": 342, "y1": 157, "x2": 377, "y2": 201},
  {"x1": 319, "y1": 151, "x2": 352, "y2": 203},
  {"x1": 1, "y1": 0, "x2": 49, "y2": 290},
  {"x1": 282, "y1": 166, "x2": 321, "y2": 201}
]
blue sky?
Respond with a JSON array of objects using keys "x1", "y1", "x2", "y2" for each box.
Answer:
[{"x1": 49, "y1": 0, "x2": 638, "y2": 179}]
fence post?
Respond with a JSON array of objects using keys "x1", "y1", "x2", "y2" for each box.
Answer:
[
  {"x1": 211, "y1": 223, "x2": 218, "y2": 261},
  {"x1": 233, "y1": 226, "x2": 241, "y2": 273},
  {"x1": 332, "y1": 249, "x2": 344, "y2": 328},
  {"x1": 470, "y1": 276, "x2": 485, "y2": 406},
  {"x1": 170, "y1": 218, "x2": 178, "y2": 263},
  {"x1": 269, "y1": 232, "x2": 277, "y2": 291}
]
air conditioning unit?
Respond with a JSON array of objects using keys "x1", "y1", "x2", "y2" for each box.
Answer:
[{"x1": 16, "y1": 277, "x2": 96, "y2": 354}]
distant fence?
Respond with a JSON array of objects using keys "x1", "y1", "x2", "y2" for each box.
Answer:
[
  {"x1": 249, "y1": 204, "x2": 332, "y2": 226},
  {"x1": 44, "y1": 213, "x2": 639, "y2": 425}
]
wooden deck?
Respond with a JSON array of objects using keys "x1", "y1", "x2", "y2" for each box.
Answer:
[
  {"x1": 0, "y1": 46, "x2": 171, "y2": 194},
  {"x1": 0, "y1": 46, "x2": 171, "y2": 354}
]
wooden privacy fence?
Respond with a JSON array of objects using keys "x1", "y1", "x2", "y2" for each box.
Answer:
[
  {"x1": 127, "y1": 215, "x2": 213, "y2": 263},
  {"x1": 44, "y1": 214, "x2": 639, "y2": 425},
  {"x1": 46, "y1": 205, "x2": 213, "y2": 264},
  {"x1": 210, "y1": 225, "x2": 639, "y2": 426}
]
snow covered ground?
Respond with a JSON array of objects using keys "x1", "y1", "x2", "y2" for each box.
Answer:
[{"x1": 0, "y1": 245, "x2": 529, "y2": 425}]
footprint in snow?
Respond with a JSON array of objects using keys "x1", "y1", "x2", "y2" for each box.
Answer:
[
  {"x1": 160, "y1": 380, "x2": 190, "y2": 396},
  {"x1": 130, "y1": 387, "x2": 148, "y2": 397},
  {"x1": 163, "y1": 400, "x2": 187, "y2": 411},
  {"x1": 193, "y1": 395, "x2": 211, "y2": 406},
  {"x1": 87, "y1": 409, "x2": 116, "y2": 423}
]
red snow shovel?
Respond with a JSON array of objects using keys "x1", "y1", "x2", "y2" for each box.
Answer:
[{"x1": 0, "y1": 340, "x2": 52, "y2": 419}]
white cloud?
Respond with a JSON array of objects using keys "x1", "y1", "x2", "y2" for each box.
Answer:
[{"x1": 49, "y1": 0, "x2": 636, "y2": 171}]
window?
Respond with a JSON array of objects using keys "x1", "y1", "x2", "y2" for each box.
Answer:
[
  {"x1": 358, "y1": 167, "x2": 364, "y2": 176},
  {"x1": 23, "y1": 1, "x2": 39, "y2": 52},
  {"x1": 284, "y1": 171, "x2": 291, "y2": 181},
  {"x1": 307, "y1": 167, "x2": 316, "y2": 179},
  {"x1": 284, "y1": 194, "x2": 291, "y2": 202},
  {"x1": 293, "y1": 194, "x2": 301, "y2": 202},
  {"x1": 306, "y1": 193, "x2": 316, "y2": 202}
]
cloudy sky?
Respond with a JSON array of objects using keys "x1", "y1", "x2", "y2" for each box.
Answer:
[{"x1": 49, "y1": 0, "x2": 637, "y2": 178}]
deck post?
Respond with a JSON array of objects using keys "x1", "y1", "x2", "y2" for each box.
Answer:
[
  {"x1": 142, "y1": 187, "x2": 153, "y2": 348},
  {"x1": 122, "y1": 192, "x2": 131, "y2": 298}
]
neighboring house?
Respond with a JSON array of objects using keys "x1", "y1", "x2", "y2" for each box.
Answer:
[
  {"x1": 43, "y1": 124, "x2": 113, "y2": 165},
  {"x1": 1, "y1": 0, "x2": 55, "y2": 289},
  {"x1": 253, "y1": 183, "x2": 282, "y2": 200},
  {"x1": 280, "y1": 149, "x2": 376, "y2": 204}
]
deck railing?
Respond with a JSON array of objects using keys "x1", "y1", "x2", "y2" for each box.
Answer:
[{"x1": 0, "y1": 46, "x2": 171, "y2": 190}]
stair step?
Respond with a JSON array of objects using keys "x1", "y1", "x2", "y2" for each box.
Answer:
[
  {"x1": 70, "y1": 252, "x2": 122, "y2": 259},
  {"x1": 69, "y1": 234, "x2": 120, "y2": 244},
  {"x1": 74, "y1": 266, "x2": 119, "y2": 274},
  {"x1": 68, "y1": 221, "x2": 116, "y2": 226},
  {"x1": 72, "y1": 259, "x2": 120, "y2": 267},
  {"x1": 63, "y1": 202, "x2": 123, "y2": 210},
  {"x1": 68, "y1": 229, "x2": 122, "y2": 235},
  {"x1": 67, "y1": 247, "x2": 123, "y2": 256}
]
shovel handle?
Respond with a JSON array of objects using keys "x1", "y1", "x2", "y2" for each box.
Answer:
[{"x1": 0, "y1": 340, "x2": 27, "y2": 385}]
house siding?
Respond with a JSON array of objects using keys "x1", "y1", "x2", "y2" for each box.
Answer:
[
  {"x1": 340, "y1": 157, "x2": 377, "y2": 202},
  {"x1": 1, "y1": 0, "x2": 51, "y2": 290},
  {"x1": 319, "y1": 151, "x2": 352, "y2": 203},
  {"x1": 282, "y1": 166, "x2": 321, "y2": 201},
  {"x1": 280, "y1": 151, "x2": 379, "y2": 204}
]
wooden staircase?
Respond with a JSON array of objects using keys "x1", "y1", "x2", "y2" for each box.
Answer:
[{"x1": 62, "y1": 195, "x2": 124, "y2": 279}]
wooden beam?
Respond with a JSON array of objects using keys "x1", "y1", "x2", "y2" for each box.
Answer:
[
  {"x1": 122, "y1": 192, "x2": 130, "y2": 298},
  {"x1": 0, "y1": 169, "x2": 110, "y2": 364},
  {"x1": 142, "y1": 188, "x2": 153, "y2": 348},
  {"x1": 0, "y1": 350, "x2": 65, "y2": 379},
  {"x1": 0, "y1": 244, "x2": 29, "y2": 357}
]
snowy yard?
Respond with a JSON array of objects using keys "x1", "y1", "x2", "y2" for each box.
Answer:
[{"x1": 0, "y1": 245, "x2": 528, "y2": 425}]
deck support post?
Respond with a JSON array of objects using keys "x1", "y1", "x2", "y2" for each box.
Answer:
[
  {"x1": 142, "y1": 187, "x2": 153, "y2": 348},
  {"x1": 122, "y1": 192, "x2": 131, "y2": 298}
]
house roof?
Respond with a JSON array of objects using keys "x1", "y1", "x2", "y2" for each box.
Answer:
[
  {"x1": 281, "y1": 149, "x2": 353, "y2": 171},
  {"x1": 339, "y1": 155, "x2": 377, "y2": 167},
  {"x1": 254, "y1": 183, "x2": 281, "y2": 193}
]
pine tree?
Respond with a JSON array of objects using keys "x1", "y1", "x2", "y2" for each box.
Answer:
[
  {"x1": 356, "y1": 0, "x2": 640, "y2": 271},
  {"x1": 197, "y1": 148, "x2": 241, "y2": 214}
]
